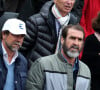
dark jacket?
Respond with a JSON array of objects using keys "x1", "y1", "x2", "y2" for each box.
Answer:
[
  {"x1": 20, "y1": 1, "x2": 78, "y2": 65},
  {"x1": 81, "y1": 34, "x2": 100, "y2": 90},
  {"x1": 72, "y1": 0, "x2": 84, "y2": 22},
  {"x1": 0, "y1": 42, "x2": 27, "y2": 90}
]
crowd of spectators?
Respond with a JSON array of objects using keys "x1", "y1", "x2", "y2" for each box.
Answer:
[{"x1": 0, "y1": 0, "x2": 100, "y2": 90}]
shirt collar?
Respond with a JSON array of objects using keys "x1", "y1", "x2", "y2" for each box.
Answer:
[
  {"x1": 73, "y1": 58, "x2": 79, "y2": 71},
  {"x1": 2, "y1": 42, "x2": 6, "y2": 56}
]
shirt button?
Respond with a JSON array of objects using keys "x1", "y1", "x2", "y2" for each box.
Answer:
[{"x1": 15, "y1": 81, "x2": 17, "y2": 84}]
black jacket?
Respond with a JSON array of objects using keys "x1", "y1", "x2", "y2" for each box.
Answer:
[
  {"x1": 0, "y1": 42, "x2": 27, "y2": 90},
  {"x1": 81, "y1": 34, "x2": 100, "y2": 90},
  {"x1": 20, "y1": 1, "x2": 79, "y2": 64},
  {"x1": 72, "y1": 0, "x2": 84, "y2": 21}
]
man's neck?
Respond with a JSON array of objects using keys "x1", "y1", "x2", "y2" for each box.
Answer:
[
  {"x1": 61, "y1": 49, "x2": 75, "y2": 66},
  {"x1": 7, "y1": 52, "x2": 15, "y2": 63}
]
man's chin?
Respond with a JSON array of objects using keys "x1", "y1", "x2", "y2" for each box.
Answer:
[
  {"x1": 11, "y1": 47, "x2": 19, "y2": 52},
  {"x1": 67, "y1": 51, "x2": 79, "y2": 58}
]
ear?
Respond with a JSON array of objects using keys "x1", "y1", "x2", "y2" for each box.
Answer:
[{"x1": 61, "y1": 36, "x2": 64, "y2": 45}]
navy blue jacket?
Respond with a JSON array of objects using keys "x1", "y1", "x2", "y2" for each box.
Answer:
[{"x1": 0, "y1": 42, "x2": 27, "y2": 90}]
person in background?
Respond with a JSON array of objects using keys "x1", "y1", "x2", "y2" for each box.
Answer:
[
  {"x1": 0, "y1": 18, "x2": 27, "y2": 90},
  {"x1": 3, "y1": 0, "x2": 26, "y2": 13},
  {"x1": 80, "y1": 0, "x2": 100, "y2": 38},
  {"x1": 26, "y1": 24, "x2": 91, "y2": 90},
  {"x1": 18, "y1": 0, "x2": 84, "y2": 22},
  {"x1": 0, "y1": 0, "x2": 21, "y2": 31},
  {"x1": 20, "y1": 0, "x2": 80, "y2": 68},
  {"x1": 18, "y1": 0, "x2": 51, "y2": 21},
  {"x1": 81, "y1": 12, "x2": 100, "y2": 90}
]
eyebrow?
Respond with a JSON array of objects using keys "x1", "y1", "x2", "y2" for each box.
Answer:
[{"x1": 70, "y1": 36, "x2": 83, "y2": 40}]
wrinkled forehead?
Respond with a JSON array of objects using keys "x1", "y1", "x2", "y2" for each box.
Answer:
[{"x1": 67, "y1": 29, "x2": 84, "y2": 39}]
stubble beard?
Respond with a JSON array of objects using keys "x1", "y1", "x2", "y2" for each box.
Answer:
[{"x1": 5, "y1": 40, "x2": 21, "y2": 52}]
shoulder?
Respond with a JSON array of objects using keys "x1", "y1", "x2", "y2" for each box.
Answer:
[
  {"x1": 84, "y1": 34, "x2": 96, "y2": 45},
  {"x1": 69, "y1": 13, "x2": 79, "y2": 24},
  {"x1": 79, "y1": 60, "x2": 91, "y2": 77},
  {"x1": 86, "y1": 34, "x2": 94, "y2": 40},
  {"x1": 26, "y1": 1, "x2": 53, "y2": 24},
  {"x1": 27, "y1": 13, "x2": 42, "y2": 23},
  {"x1": 18, "y1": 52, "x2": 27, "y2": 65},
  {"x1": 26, "y1": 12, "x2": 47, "y2": 27},
  {"x1": 37, "y1": 54, "x2": 56, "y2": 64},
  {"x1": 31, "y1": 54, "x2": 57, "y2": 69}
]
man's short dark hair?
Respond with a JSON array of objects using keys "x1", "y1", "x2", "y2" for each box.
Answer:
[{"x1": 62, "y1": 24, "x2": 85, "y2": 39}]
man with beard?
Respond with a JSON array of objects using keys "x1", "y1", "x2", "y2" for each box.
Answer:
[
  {"x1": 26, "y1": 24, "x2": 91, "y2": 90},
  {"x1": 0, "y1": 18, "x2": 27, "y2": 90}
]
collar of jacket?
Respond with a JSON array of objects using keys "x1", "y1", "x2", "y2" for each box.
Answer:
[
  {"x1": 57, "y1": 50, "x2": 79, "y2": 64},
  {"x1": 40, "y1": 1, "x2": 54, "y2": 19}
]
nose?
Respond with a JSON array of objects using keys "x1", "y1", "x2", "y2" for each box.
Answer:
[{"x1": 74, "y1": 39, "x2": 79, "y2": 45}]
